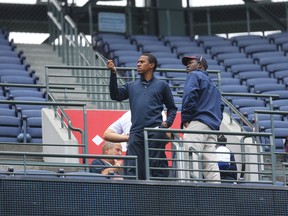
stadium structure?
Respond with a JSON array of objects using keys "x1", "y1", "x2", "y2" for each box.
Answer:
[{"x1": 0, "y1": 0, "x2": 288, "y2": 215}]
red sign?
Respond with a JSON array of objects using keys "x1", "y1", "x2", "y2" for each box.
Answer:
[{"x1": 65, "y1": 109, "x2": 181, "y2": 164}]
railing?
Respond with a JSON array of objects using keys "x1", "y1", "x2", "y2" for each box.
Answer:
[
  {"x1": 0, "y1": 99, "x2": 87, "y2": 149},
  {"x1": 47, "y1": 0, "x2": 98, "y2": 68},
  {"x1": 143, "y1": 128, "x2": 283, "y2": 185},
  {"x1": 0, "y1": 151, "x2": 138, "y2": 180}
]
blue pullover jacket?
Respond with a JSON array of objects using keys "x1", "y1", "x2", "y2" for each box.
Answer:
[
  {"x1": 181, "y1": 70, "x2": 223, "y2": 130},
  {"x1": 109, "y1": 73, "x2": 177, "y2": 134}
]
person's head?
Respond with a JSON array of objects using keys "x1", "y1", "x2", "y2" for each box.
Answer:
[
  {"x1": 102, "y1": 141, "x2": 122, "y2": 156},
  {"x1": 182, "y1": 55, "x2": 208, "y2": 73},
  {"x1": 217, "y1": 134, "x2": 227, "y2": 147},
  {"x1": 137, "y1": 53, "x2": 158, "y2": 75}
]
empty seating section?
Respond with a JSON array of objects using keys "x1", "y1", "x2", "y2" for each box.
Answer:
[{"x1": 0, "y1": 29, "x2": 46, "y2": 144}]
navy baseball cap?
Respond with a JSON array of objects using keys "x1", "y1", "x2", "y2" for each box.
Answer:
[{"x1": 182, "y1": 55, "x2": 208, "y2": 70}]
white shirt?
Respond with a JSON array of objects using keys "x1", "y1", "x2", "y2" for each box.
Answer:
[
  {"x1": 108, "y1": 110, "x2": 167, "y2": 135},
  {"x1": 108, "y1": 110, "x2": 167, "y2": 151},
  {"x1": 216, "y1": 146, "x2": 231, "y2": 162}
]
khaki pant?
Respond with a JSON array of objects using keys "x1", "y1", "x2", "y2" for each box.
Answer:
[{"x1": 183, "y1": 121, "x2": 220, "y2": 183}]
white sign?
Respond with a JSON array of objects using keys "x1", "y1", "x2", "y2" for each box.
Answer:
[{"x1": 98, "y1": 12, "x2": 126, "y2": 33}]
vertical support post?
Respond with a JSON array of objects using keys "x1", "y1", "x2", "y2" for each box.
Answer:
[
  {"x1": 246, "y1": 6, "x2": 251, "y2": 34},
  {"x1": 206, "y1": 8, "x2": 211, "y2": 35},
  {"x1": 144, "y1": 129, "x2": 150, "y2": 180}
]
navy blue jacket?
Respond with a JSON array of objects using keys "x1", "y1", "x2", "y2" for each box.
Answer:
[
  {"x1": 109, "y1": 73, "x2": 177, "y2": 134},
  {"x1": 181, "y1": 70, "x2": 223, "y2": 130}
]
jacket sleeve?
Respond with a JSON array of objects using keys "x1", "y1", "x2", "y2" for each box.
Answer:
[{"x1": 109, "y1": 72, "x2": 128, "y2": 101}]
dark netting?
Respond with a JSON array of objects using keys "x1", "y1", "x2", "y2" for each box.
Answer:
[{"x1": 1, "y1": 177, "x2": 288, "y2": 216}]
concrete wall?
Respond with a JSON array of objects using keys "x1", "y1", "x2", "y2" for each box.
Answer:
[{"x1": 42, "y1": 108, "x2": 79, "y2": 164}]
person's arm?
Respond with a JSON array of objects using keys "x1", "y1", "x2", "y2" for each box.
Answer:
[
  {"x1": 103, "y1": 128, "x2": 129, "y2": 142},
  {"x1": 100, "y1": 160, "x2": 122, "y2": 175},
  {"x1": 107, "y1": 60, "x2": 129, "y2": 101}
]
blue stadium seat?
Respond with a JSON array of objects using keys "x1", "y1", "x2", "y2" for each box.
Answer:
[
  {"x1": 272, "y1": 99, "x2": 288, "y2": 109},
  {"x1": 245, "y1": 44, "x2": 278, "y2": 57},
  {"x1": 237, "y1": 39, "x2": 270, "y2": 52},
  {"x1": 0, "y1": 107, "x2": 16, "y2": 117},
  {"x1": 245, "y1": 78, "x2": 278, "y2": 90},
  {"x1": 9, "y1": 89, "x2": 44, "y2": 99},
  {"x1": 216, "y1": 52, "x2": 247, "y2": 63},
  {"x1": 252, "y1": 83, "x2": 286, "y2": 94},
  {"x1": 0, "y1": 63, "x2": 29, "y2": 71},
  {"x1": 21, "y1": 109, "x2": 42, "y2": 118},
  {"x1": 263, "y1": 128, "x2": 288, "y2": 152},
  {"x1": 274, "y1": 70, "x2": 288, "y2": 80},
  {"x1": 14, "y1": 96, "x2": 47, "y2": 111},
  {"x1": 149, "y1": 51, "x2": 178, "y2": 59},
  {"x1": 157, "y1": 57, "x2": 181, "y2": 67},
  {"x1": 266, "y1": 63, "x2": 288, "y2": 77},
  {"x1": 230, "y1": 64, "x2": 263, "y2": 76},
  {"x1": 230, "y1": 35, "x2": 262, "y2": 45},
  {"x1": 142, "y1": 45, "x2": 172, "y2": 53},
  {"x1": 239, "y1": 106, "x2": 271, "y2": 117},
  {"x1": 222, "y1": 58, "x2": 254, "y2": 70},
  {"x1": 169, "y1": 41, "x2": 198, "y2": 52},
  {"x1": 217, "y1": 77, "x2": 240, "y2": 86},
  {"x1": 282, "y1": 42, "x2": 288, "y2": 55},
  {"x1": 111, "y1": 50, "x2": 141, "y2": 63},
  {"x1": 197, "y1": 35, "x2": 226, "y2": 45},
  {"x1": 0, "y1": 95, "x2": 9, "y2": 109},
  {"x1": 26, "y1": 117, "x2": 42, "y2": 143},
  {"x1": 279, "y1": 106, "x2": 288, "y2": 112},
  {"x1": 202, "y1": 40, "x2": 232, "y2": 53},
  {"x1": 262, "y1": 90, "x2": 288, "y2": 99},
  {"x1": 0, "y1": 116, "x2": 22, "y2": 143},
  {"x1": 210, "y1": 46, "x2": 240, "y2": 58},
  {"x1": 237, "y1": 71, "x2": 270, "y2": 83},
  {"x1": 135, "y1": 40, "x2": 165, "y2": 50},
  {"x1": 0, "y1": 50, "x2": 20, "y2": 58},
  {"x1": 257, "y1": 120, "x2": 288, "y2": 132},
  {"x1": 252, "y1": 51, "x2": 285, "y2": 63},
  {"x1": 266, "y1": 31, "x2": 288, "y2": 43},
  {"x1": 248, "y1": 113, "x2": 283, "y2": 123},
  {"x1": 258, "y1": 56, "x2": 288, "y2": 69},
  {"x1": 231, "y1": 98, "x2": 265, "y2": 109},
  {"x1": 0, "y1": 69, "x2": 32, "y2": 77},
  {"x1": 0, "y1": 56, "x2": 24, "y2": 65},
  {"x1": 175, "y1": 46, "x2": 206, "y2": 58},
  {"x1": 162, "y1": 35, "x2": 193, "y2": 45}
]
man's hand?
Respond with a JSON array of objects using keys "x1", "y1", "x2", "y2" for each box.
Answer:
[{"x1": 107, "y1": 60, "x2": 116, "y2": 73}]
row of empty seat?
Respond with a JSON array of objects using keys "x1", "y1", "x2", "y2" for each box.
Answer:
[{"x1": 0, "y1": 28, "x2": 46, "y2": 143}]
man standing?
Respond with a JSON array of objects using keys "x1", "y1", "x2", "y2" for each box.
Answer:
[
  {"x1": 181, "y1": 55, "x2": 223, "y2": 182},
  {"x1": 107, "y1": 53, "x2": 177, "y2": 180}
]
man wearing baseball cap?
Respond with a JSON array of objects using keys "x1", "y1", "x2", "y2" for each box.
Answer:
[{"x1": 181, "y1": 55, "x2": 223, "y2": 183}]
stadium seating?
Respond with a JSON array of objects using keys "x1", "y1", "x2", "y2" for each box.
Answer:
[
  {"x1": 0, "y1": 116, "x2": 22, "y2": 142},
  {"x1": 25, "y1": 117, "x2": 42, "y2": 143},
  {"x1": 245, "y1": 44, "x2": 278, "y2": 57}
]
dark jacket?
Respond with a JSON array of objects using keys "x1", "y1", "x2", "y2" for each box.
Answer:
[
  {"x1": 110, "y1": 74, "x2": 177, "y2": 134},
  {"x1": 181, "y1": 70, "x2": 223, "y2": 130}
]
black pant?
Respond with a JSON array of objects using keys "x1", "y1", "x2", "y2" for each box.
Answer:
[{"x1": 124, "y1": 131, "x2": 169, "y2": 180}]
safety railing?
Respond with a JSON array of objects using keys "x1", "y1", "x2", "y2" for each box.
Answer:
[
  {"x1": 143, "y1": 128, "x2": 285, "y2": 185},
  {"x1": 0, "y1": 99, "x2": 87, "y2": 149},
  {"x1": 0, "y1": 151, "x2": 138, "y2": 180},
  {"x1": 48, "y1": 0, "x2": 97, "y2": 68},
  {"x1": 44, "y1": 65, "x2": 221, "y2": 109}
]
